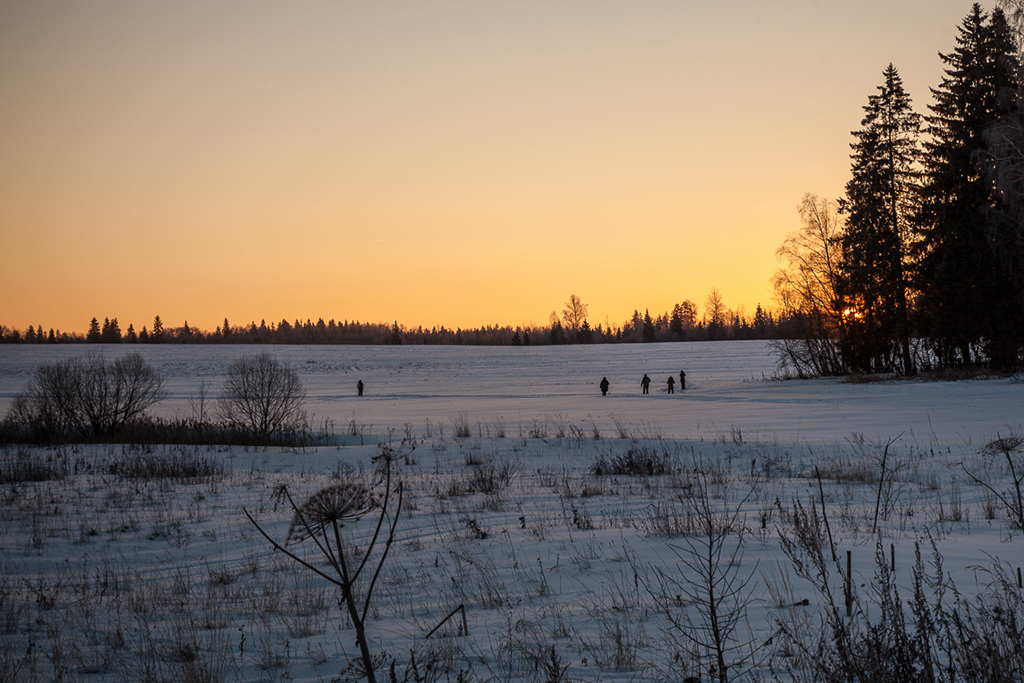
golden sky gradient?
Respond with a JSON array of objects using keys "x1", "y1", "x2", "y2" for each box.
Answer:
[{"x1": 0, "y1": 1, "x2": 980, "y2": 334}]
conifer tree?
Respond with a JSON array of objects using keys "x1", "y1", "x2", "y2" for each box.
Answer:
[
  {"x1": 753, "y1": 304, "x2": 769, "y2": 337},
  {"x1": 917, "y1": 4, "x2": 1021, "y2": 368},
  {"x1": 549, "y1": 320, "x2": 566, "y2": 345},
  {"x1": 152, "y1": 315, "x2": 164, "y2": 343},
  {"x1": 642, "y1": 309, "x2": 656, "y2": 342},
  {"x1": 86, "y1": 317, "x2": 101, "y2": 343},
  {"x1": 101, "y1": 317, "x2": 122, "y2": 343},
  {"x1": 840, "y1": 64, "x2": 920, "y2": 375},
  {"x1": 670, "y1": 304, "x2": 685, "y2": 340},
  {"x1": 987, "y1": 2, "x2": 1024, "y2": 365},
  {"x1": 578, "y1": 319, "x2": 593, "y2": 344}
]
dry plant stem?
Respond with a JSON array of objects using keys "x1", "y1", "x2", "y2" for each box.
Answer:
[
  {"x1": 815, "y1": 466, "x2": 838, "y2": 564},
  {"x1": 352, "y1": 457, "x2": 402, "y2": 623},
  {"x1": 1011, "y1": 453, "x2": 1024, "y2": 531},
  {"x1": 243, "y1": 509, "x2": 343, "y2": 587},
  {"x1": 777, "y1": 497, "x2": 857, "y2": 672},
  {"x1": 959, "y1": 442, "x2": 1024, "y2": 531},
  {"x1": 992, "y1": 437, "x2": 1024, "y2": 530},
  {"x1": 425, "y1": 604, "x2": 468, "y2": 639},
  {"x1": 331, "y1": 518, "x2": 377, "y2": 682},
  {"x1": 872, "y1": 433, "x2": 902, "y2": 536},
  {"x1": 243, "y1": 451, "x2": 403, "y2": 683}
]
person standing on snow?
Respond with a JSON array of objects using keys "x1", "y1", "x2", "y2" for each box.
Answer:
[
  {"x1": 641, "y1": 374, "x2": 651, "y2": 395},
  {"x1": 600, "y1": 377, "x2": 610, "y2": 396}
]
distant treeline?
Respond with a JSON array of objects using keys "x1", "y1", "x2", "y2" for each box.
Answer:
[{"x1": 2, "y1": 298, "x2": 806, "y2": 346}]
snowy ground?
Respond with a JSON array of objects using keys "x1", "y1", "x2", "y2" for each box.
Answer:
[
  {"x1": 0, "y1": 342, "x2": 1021, "y2": 682},
  {"x1": 0, "y1": 341, "x2": 1020, "y2": 445}
]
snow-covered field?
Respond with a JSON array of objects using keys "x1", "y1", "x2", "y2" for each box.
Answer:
[
  {"x1": 1, "y1": 340, "x2": 1020, "y2": 444},
  {"x1": 0, "y1": 342, "x2": 1021, "y2": 682}
]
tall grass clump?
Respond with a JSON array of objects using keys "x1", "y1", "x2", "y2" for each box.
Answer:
[
  {"x1": 0, "y1": 448, "x2": 70, "y2": 483},
  {"x1": 774, "y1": 497, "x2": 1024, "y2": 683},
  {"x1": 107, "y1": 446, "x2": 227, "y2": 482},
  {"x1": 593, "y1": 445, "x2": 674, "y2": 476}
]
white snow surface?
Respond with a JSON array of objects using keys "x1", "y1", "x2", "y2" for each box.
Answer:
[
  {"x1": 0, "y1": 340, "x2": 1019, "y2": 444},
  {"x1": 0, "y1": 342, "x2": 1021, "y2": 682}
]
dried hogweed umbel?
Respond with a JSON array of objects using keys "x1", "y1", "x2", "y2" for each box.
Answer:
[{"x1": 285, "y1": 482, "x2": 376, "y2": 546}]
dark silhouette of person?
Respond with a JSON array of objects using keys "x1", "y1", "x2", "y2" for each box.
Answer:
[
  {"x1": 641, "y1": 374, "x2": 651, "y2": 395},
  {"x1": 600, "y1": 377, "x2": 610, "y2": 396},
  {"x1": 667, "y1": 375, "x2": 675, "y2": 394},
  {"x1": 357, "y1": 380, "x2": 364, "y2": 396},
  {"x1": 679, "y1": 370, "x2": 686, "y2": 391}
]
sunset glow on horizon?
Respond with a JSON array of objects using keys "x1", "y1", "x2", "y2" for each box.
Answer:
[{"x1": 1, "y1": 1, "x2": 979, "y2": 335}]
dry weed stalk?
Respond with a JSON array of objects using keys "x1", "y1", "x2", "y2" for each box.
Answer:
[
  {"x1": 961, "y1": 434, "x2": 1024, "y2": 531},
  {"x1": 245, "y1": 445, "x2": 404, "y2": 683}
]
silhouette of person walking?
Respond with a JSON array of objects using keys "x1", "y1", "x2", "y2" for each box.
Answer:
[
  {"x1": 641, "y1": 374, "x2": 651, "y2": 395},
  {"x1": 357, "y1": 380, "x2": 364, "y2": 396},
  {"x1": 600, "y1": 377, "x2": 610, "y2": 396},
  {"x1": 679, "y1": 370, "x2": 686, "y2": 391},
  {"x1": 667, "y1": 375, "x2": 675, "y2": 394}
]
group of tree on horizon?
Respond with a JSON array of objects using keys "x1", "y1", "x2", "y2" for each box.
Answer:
[
  {"x1": 13, "y1": 3, "x2": 1024, "y2": 368},
  {"x1": 1, "y1": 292, "x2": 798, "y2": 347},
  {"x1": 775, "y1": 2, "x2": 1024, "y2": 375}
]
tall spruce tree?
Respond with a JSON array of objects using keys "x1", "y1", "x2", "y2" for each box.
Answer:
[
  {"x1": 151, "y1": 315, "x2": 164, "y2": 343},
  {"x1": 86, "y1": 317, "x2": 101, "y2": 343},
  {"x1": 670, "y1": 304, "x2": 685, "y2": 340},
  {"x1": 917, "y1": 4, "x2": 1021, "y2": 368},
  {"x1": 986, "y1": 1, "x2": 1024, "y2": 366},
  {"x1": 642, "y1": 309, "x2": 656, "y2": 342},
  {"x1": 985, "y1": 106, "x2": 1024, "y2": 366},
  {"x1": 841, "y1": 64, "x2": 920, "y2": 374}
]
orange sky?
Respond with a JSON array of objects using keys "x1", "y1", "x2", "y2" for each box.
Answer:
[{"x1": 0, "y1": 1, "x2": 982, "y2": 334}]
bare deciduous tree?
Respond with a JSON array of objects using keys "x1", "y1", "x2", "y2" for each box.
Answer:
[
  {"x1": 770, "y1": 194, "x2": 847, "y2": 377},
  {"x1": 704, "y1": 288, "x2": 726, "y2": 339},
  {"x1": 704, "y1": 288, "x2": 725, "y2": 327},
  {"x1": 6, "y1": 352, "x2": 165, "y2": 437},
  {"x1": 648, "y1": 476, "x2": 762, "y2": 683},
  {"x1": 217, "y1": 353, "x2": 306, "y2": 438},
  {"x1": 562, "y1": 294, "x2": 589, "y2": 333}
]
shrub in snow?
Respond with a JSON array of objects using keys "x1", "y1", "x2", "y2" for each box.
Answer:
[
  {"x1": 5, "y1": 352, "x2": 164, "y2": 439},
  {"x1": 217, "y1": 353, "x2": 306, "y2": 439}
]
